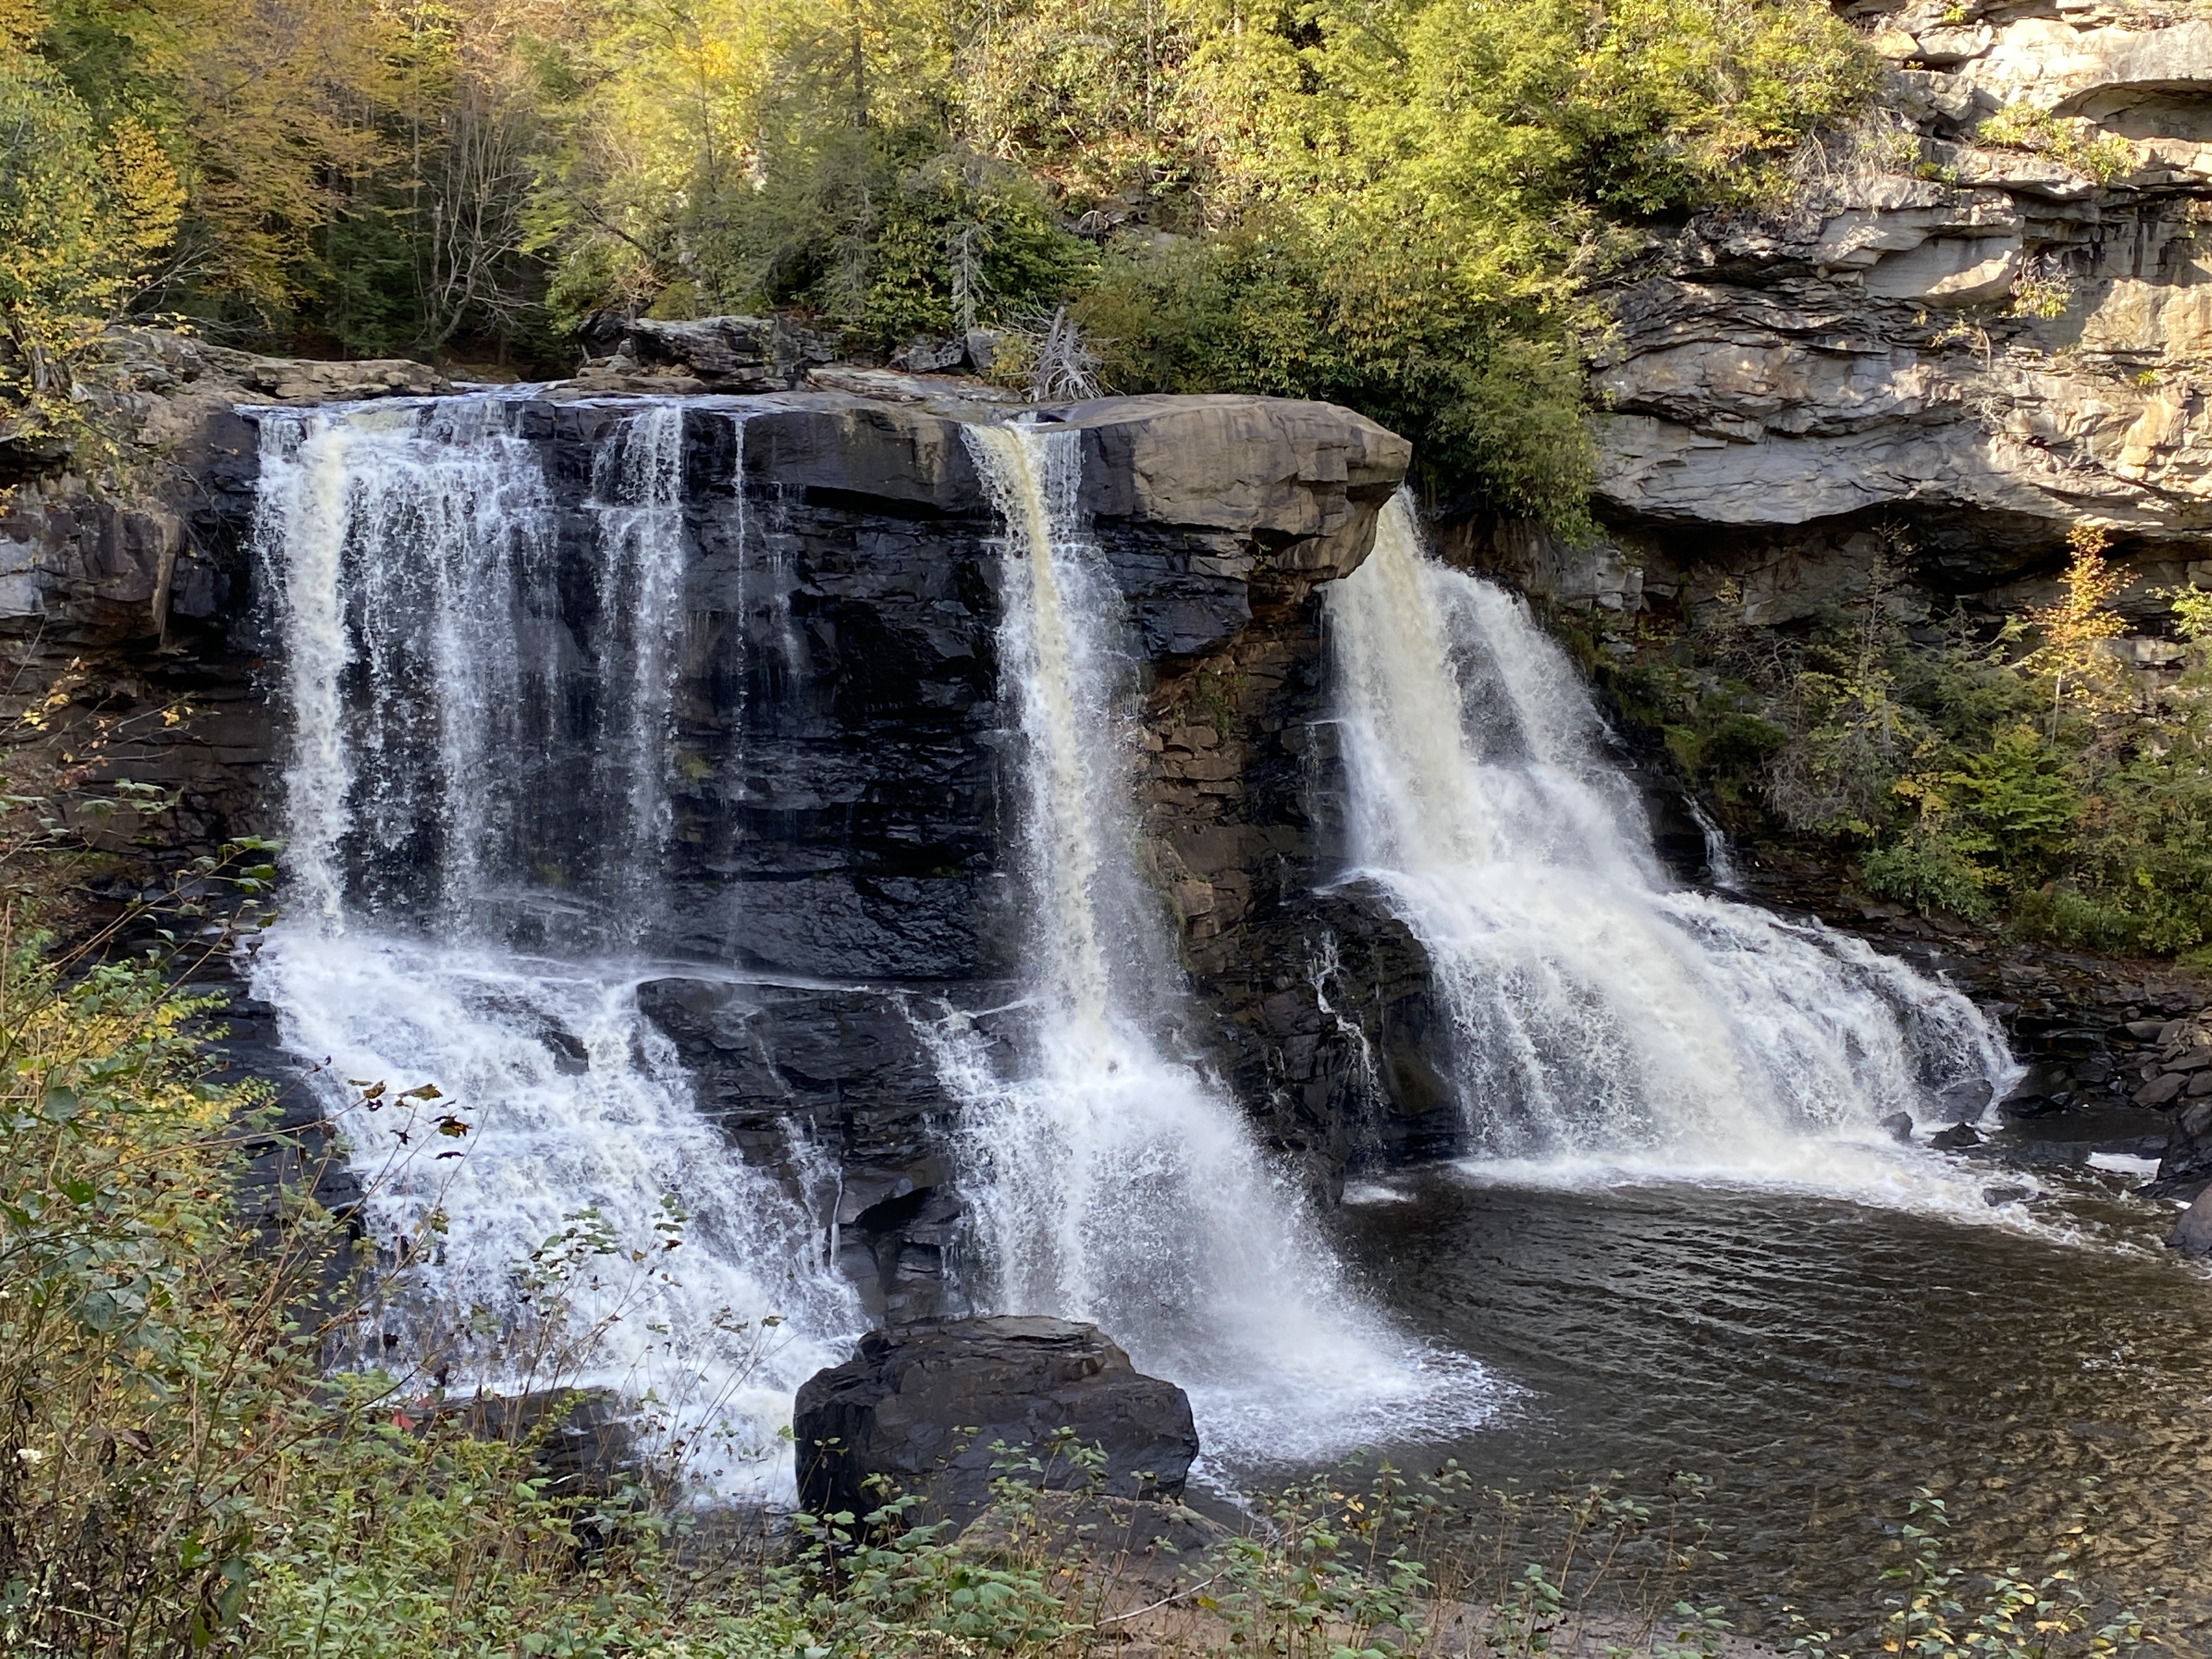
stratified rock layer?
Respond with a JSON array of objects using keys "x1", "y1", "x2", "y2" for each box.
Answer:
[
  {"x1": 10, "y1": 362, "x2": 1448, "y2": 1320},
  {"x1": 1478, "y1": 0, "x2": 2212, "y2": 626}
]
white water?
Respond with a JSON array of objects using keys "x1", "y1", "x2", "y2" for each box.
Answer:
[
  {"x1": 588, "y1": 403, "x2": 690, "y2": 925},
  {"x1": 1686, "y1": 795, "x2": 1742, "y2": 890},
  {"x1": 947, "y1": 423, "x2": 1496, "y2": 1467},
  {"x1": 250, "y1": 396, "x2": 855, "y2": 1499},
  {"x1": 1330, "y1": 498, "x2": 2023, "y2": 1214}
]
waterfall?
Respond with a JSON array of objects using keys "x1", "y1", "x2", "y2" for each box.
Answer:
[
  {"x1": 249, "y1": 395, "x2": 856, "y2": 1500},
  {"x1": 1686, "y1": 795, "x2": 1742, "y2": 890},
  {"x1": 947, "y1": 422, "x2": 1493, "y2": 1466},
  {"x1": 1330, "y1": 496, "x2": 2018, "y2": 1201}
]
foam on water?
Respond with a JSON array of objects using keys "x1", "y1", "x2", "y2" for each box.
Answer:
[
  {"x1": 256, "y1": 931, "x2": 852, "y2": 1493},
  {"x1": 1329, "y1": 496, "x2": 2029, "y2": 1220}
]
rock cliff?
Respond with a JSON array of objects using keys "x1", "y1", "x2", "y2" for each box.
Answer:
[
  {"x1": 1486, "y1": 0, "x2": 2212, "y2": 633},
  {"x1": 6, "y1": 354, "x2": 1450, "y2": 1322},
  {"x1": 1444, "y1": 0, "x2": 2212, "y2": 1170}
]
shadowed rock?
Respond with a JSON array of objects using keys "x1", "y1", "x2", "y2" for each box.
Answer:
[
  {"x1": 793, "y1": 1316, "x2": 1198, "y2": 1524},
  {"x1": 2169, "y1": 1186, "x2": 2212, "y2": 1254}
]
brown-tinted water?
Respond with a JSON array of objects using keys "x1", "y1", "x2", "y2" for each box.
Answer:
[{"x1": 1323, "y1": 1166, "x2": 2212, "y2": 1650}]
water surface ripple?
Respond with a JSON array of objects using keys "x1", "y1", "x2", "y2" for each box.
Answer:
[{"x1": 1329, "y1": 1169, "x2": 2212, "y2": 1646}]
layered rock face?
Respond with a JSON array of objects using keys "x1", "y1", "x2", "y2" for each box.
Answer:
[
  {"x1": 0, "y1": 332, "x2": 444, "y2": 881},
  {"x1": 594, "y1": 390, "x2": 1423, "y2": 1314},
  {"x1": 19, "y1": 363, "x2": 1438, "y2": 1321},
  {"x1": 1449, "y1": 1, "x2": 2212, "y2": 1154},
  {"x1": 1491, "y1": 0, "x2": 2212, "y2": 631}
]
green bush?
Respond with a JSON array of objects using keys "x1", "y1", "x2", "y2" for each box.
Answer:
[{"x1": 1611, "y1": 536, "x2": 2212, "y2": 958}]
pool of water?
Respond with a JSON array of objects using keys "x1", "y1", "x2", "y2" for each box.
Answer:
[{"x1": 1317, "y1": 1163, "x2": 2212, "y2": 1649}]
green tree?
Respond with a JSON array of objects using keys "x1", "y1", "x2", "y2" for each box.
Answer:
[{"x1": 0, "y1": 1, "x2": 182, "y2": 450}]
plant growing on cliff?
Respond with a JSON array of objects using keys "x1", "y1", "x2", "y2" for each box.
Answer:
[
  {"x1": 2018, "y1": 523, "x2": 2134, "y2": 739},
  {"x1": 2010, "y1": 269, "x2": 2071, "y2": 321},
  {"x1": 1974, "y1": 104, "x2": 2135, "y2": 185}
]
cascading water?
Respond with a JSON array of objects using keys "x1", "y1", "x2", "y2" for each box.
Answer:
[
  {"x1": 249, "y1": 394, "x2": 855, "y2": 1499},
  {"x1": 1686, "y1": 795, "x2": 1742, "y2": 891},
  {"x1": 943, "y1": 422, "x2": 1494, "y2": 1466},
  {"x1": 1330, "y1": 496, "x2": 2019, "y2": 1205}
]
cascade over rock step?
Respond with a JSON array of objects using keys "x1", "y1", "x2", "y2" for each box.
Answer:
[{"x1": 793, "y1": 1316, "x2": 1199, "y2": 1523}]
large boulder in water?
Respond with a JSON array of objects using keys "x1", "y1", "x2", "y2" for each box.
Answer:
[{"x1": 793, "y1": 1316, "x2": 1198, "y2": 1522}]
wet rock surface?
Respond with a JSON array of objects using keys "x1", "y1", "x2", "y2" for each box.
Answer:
[
  {"x1": 23, "y1": 360, "x2": 1430, "y2": 1317},
  {"x1": 631, "y1": 977, "x2": 973, "y2": 1321},
  {"x1": 2154, "y1": 1097, "x2": 2212, "y2": 1199},
  {"x1": 34, "y1": 320, "x2": 2210, "y2": 1334},
  {"x1": 792, "y1": 1316, "x2": 1199, "y2": 1523},
  {"x1": 2169, "y1": 1183, "x2": 2212, "y2": 1252}
]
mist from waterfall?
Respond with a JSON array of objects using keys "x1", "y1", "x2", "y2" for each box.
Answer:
[
  {"x1": 943, "y1": 422, "x2": 1494, "y2": 1468},
  {"x1": 1330, "y1": 496, "x2": 2022, "y2": 1210},
  {"x1": 249, "y1": 395, "x2": 856, "y2": 1500}
]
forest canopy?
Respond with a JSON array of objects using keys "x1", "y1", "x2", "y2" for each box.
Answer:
[{"x1": 1, "y1": 0, "x2": 1874, "y2": 522}]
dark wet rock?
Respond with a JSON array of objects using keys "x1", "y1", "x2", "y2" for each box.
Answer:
[
  {"x1": 793, "y1": 1316, "x2": 1198, "y2": 1525},
  {"x1": 1930, "y1": 1122, "x2": 1983, "y2": 1152},
  {"x1": 460, "y1": 1388, "x2": 640, "y2": 1500},
  {"x1": 2151, "y1": 1099, "x2": 2212, "y2": 1200},
  {"x1": 1937, "y1": 1078, "x2": 1994, "y2": 1121},
  {"x1": 1881, "y1": 1111, "x2": 1916, "y2": 1144},
  {"x1": 2136, "y1": 1072, "x2": 2188, "y2": 1108},
  {"x1": 1997, "y1": 1064, "x2": 2072, "y2": 1118},
  {"x1": 633, "y1": 977, "x2": 970, "y2": 1321},
  {"x1": 1982, "y1": 1184, "x2": 2038, "y2": 1206},
  {"x1": 2168, "y1": 1188, "x2": 2212, "y2": 1255}
]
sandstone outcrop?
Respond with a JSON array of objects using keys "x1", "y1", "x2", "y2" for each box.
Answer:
[
  {"x1": 792, "y1": 1317, "x2": 1199, "y2": 1522},
  {"x1": 1474, "y1": 0, "x2": 2212, "y2": 633}
]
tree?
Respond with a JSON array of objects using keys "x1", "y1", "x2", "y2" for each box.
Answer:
[
  {"x1": 2020, "y1": 522, "x2": 2134, "y2": 737},
  {"x1": 0, "y1": 2, "x2": 181, "y2": 448}
]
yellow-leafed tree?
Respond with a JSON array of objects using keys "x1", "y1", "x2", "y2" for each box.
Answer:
[
  {"x1": 2019, "y1": 522, "x2": 2135, "y2": 737},
  {"x1": 0, "y1": 1, "x2": 183, "y2": 448}
]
